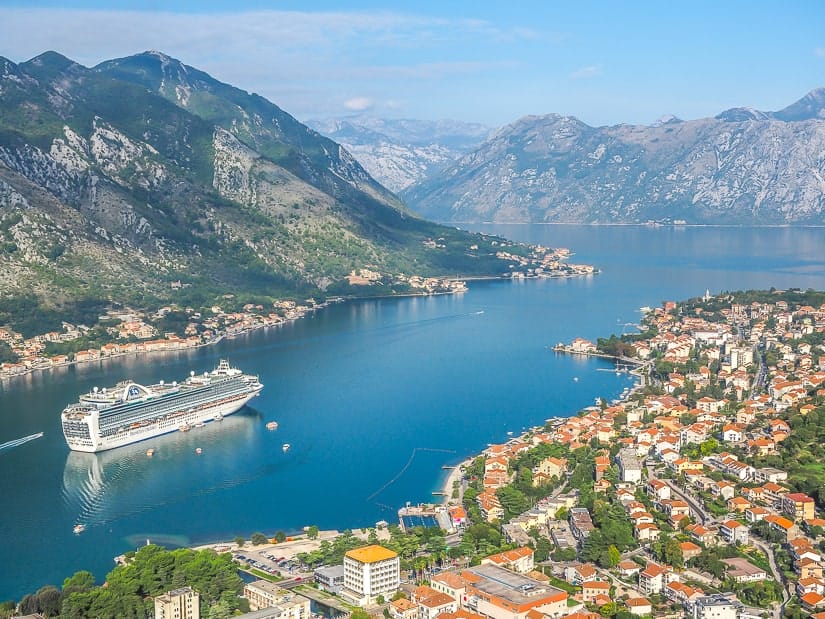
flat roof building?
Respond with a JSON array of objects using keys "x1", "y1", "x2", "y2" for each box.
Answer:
[
  {"x1": 315, "y1": 564, "x2": 346, "y2": 594},
  {"x1": 342, "y1": 545, "x2": 400, "y2": 606},
  {"x1": 463, "y1": 564, "x2": 568, "y2": 619},
  {"x1": 155, "y1": 586, "x2": 200, "y2": 619},
  {"x1": 243, "y1": 581, "x2": 311, "y2": 618}
]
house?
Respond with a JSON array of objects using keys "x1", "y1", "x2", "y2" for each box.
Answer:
[
  {"x1": 625, "y1": 597, "x2": 652, "y2": 616},
  {"x1": 647, "y1": 479, "x2": 671, "y2": 502},
  {"x1": 390, "y1": 598, "x2": 419, "y2": 619},
  {"x1": 638, "y1": 562, "x2": 676, "y2": 596},
  {"x1": 783, "y1": 493, "x2": 816, "y2": 522},
  {"x1": 449, "y1": 506, "x2": 467, "y2": 528},
  {"x1": 431, "y1": 572, "x2": 467, "y2": 604},
  {"x1": 580, "y1": 581, "x2": 611, "y2": 604},
  {"x1": 744, "y1": 506, "x2": 771, "y2": 524},
  {"x1": 797, "y1": 558, "x2": 824, "y2": 580},
  {"x1": 665, "y1": 581, "x2": 704, "y2": 606},
  {"x1": 719, "y1": 520, "x2": 749, "y2": 545},
  {"x1": 565, "y1": 563, "x2": 598, "y2": 586},
  {"x1": 727, "y1": 497, "x2": 751, "y2": 513},
  {"x1": 764, "y1": 515, "x2": 800, "y2": 541},
  {"x1": 680, "y1": 541, "x2": 702, "y2": 562},
  {"x1": 801, "y1": 591, "x2": 825, "y2": 612},
  {"x1": 721, "y1": 424, "x2": 744, "y2": 443},
  {"x1": 693, "y1": 595, "x2": 742, "y2": 619},
  {"x1": 721, "y1": 558, "x2": 767, "y2": 583},
  {"x1": 686, "y1": 524, "x2": 717, "y2": 546},
  {"x1": 482, "y1": 547, "x2": 535, "y2": 574},
  {"x1": 617, "y1": 561, "x2": 641, "y2": 579},
  {"x1": 569, "y1": 508, "x2": 595, "y2": 540},
  {"x1": 634, "y1": 523, "x2": 661, "y2": 543},
  {"x1": 712, "y1": 481, "x2": 736, "y2": 501},
  {"x1": 417, "y1": 591, "x2": 458, "y2": 619}
]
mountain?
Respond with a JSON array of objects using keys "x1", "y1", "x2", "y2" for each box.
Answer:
[
  {"x1": 403, "y1": 89, "x2": 825, "y2": 224},
  {"x1": 0, "y1": 51, "x2": 515, "y2": 312},
  {"x1": 306, "y1": 117, "x2": 491, "y2": 193}
]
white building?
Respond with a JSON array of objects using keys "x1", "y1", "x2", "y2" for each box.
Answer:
[
  {"x1": 693, "y1": 595, "x2": 742, "y2": 619},
  {"x1": 342, "y1": 545, "x2": 400, "y2": 605},
  {"x1": 243, "y1": 581, "x2": 311, "y2": 617},
  {"x1": 617, "y1": 448, "x2": 643, "y2": 484},
  {"x1": 155, "y1": 586, "x2": 200, "y2": 619}
]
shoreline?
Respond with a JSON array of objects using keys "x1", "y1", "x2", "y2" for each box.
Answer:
[{"x1": 0, "y1": 270, "x2": 597, "y2": 383}]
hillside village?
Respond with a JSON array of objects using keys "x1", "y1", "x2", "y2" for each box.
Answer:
[
  {"x1": 453, "y1": 290, "x2": 825, "y2": 619},
  {"x1": 200, "y1": 290, "x2": 825, "y2": 619},
  {"x1": 7, "y1": 289, "x2": 825, "y2": 619},
  {"x1": 0, "y1": 243, "x2": 594, "y2": 380}
]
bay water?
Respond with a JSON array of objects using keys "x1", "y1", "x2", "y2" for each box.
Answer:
[{"x1": 1, "y1": 225, "x2": 825, "y2": 598}]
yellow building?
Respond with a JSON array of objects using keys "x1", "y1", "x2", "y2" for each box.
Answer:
[{"x1": 342, "y1": 545, "x2": 400, "y2": 605}]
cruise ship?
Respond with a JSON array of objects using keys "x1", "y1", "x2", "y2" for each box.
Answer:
[{"x1": 61, "y1": 360, "x2": 263, "y2": 452}]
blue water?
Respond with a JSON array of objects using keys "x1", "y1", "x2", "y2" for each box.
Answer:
[{"x1": 1, "y1": 224, "x2": 825, "y2": 598}]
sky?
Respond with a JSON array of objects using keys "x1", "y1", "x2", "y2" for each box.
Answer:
[{"x1": 0, "y1": 1, "x2": 823, "y2": 128}]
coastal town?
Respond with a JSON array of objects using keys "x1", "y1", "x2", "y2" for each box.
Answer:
[
  {"x1": 10, "y1": 288, "x2": 825, "y2": 619},
  {"x1": 0, "y1": 244, "x2": 594, "y2": 380}
]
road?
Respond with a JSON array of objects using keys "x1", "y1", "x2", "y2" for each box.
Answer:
[
  {"x1": 751, "y1": 539, "x2": 791, "y2": 619},
  {"x1": 646, "y1": 464, "x2": 711, "y2": 525}
]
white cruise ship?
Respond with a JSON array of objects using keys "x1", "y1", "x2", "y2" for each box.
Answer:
[{"x1": 61, "y1": 360, "x2": 263, "y2": 452}]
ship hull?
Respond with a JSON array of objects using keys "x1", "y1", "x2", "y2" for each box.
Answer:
[
  {"x1": 61, "y1": 361, "x2": 263, "y2": 453},
  {"x1": 64, "y1": 390, "x2": 260, "y2": 453}
]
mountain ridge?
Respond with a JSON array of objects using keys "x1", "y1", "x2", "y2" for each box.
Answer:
[
  {"x1": 402, "y1": 88, "x2": 825, "y2": 224},
  {"x1": 306, "y1": 117, "x2": 492, "y2": 193},
  {"x1": 0, "y1": 50, "x2": 520, "y2": 314}
]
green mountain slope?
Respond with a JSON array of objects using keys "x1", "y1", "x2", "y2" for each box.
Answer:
[{"x1": 0, "y1": 51, "x2": 515, "y2": 313}]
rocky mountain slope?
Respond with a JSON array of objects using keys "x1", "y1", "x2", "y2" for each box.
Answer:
[
  {"x1": 306, "y1": 117, "x2": 491, "y2": 193},
  {"x1": 403, "y1": 89, "x2": 825, "y2": 224},
  {"x1": 0, "y1": 51, "x2": 512, "y2": 312}
]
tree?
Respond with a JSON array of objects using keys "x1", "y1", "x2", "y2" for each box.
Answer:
[
  {"x1": 274, "y1": 531, "x2": 286, "y2": 543},
  {"x1": 496, "y1": 486, "x2": 529, "y2": 521},
  {"x1": 306, "y1": 525, "x2": 320, "y2": 540},
  {"x1": 607, "y1": 545, "x2": 622, "y2": 568},
  {"x1": 351, "y1": 610, "x2": 371, "y2": 619},
  {"x1": 251, "y1": 532, "x2": 269, "y2": 545},
  {"x1": 234, "y1": 536, "x2": 245, "y2": 547},
  {"x1": 62, "y1": 571, "x2": 95, "y2": 594}
]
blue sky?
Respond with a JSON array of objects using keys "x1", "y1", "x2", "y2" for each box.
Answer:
[{"x1": 0, "y1": 1, "x2": 823, "y2": 128}]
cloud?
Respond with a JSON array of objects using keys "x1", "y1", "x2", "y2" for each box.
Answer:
[
  {"x1": 0, "y1": 7, "x2": 543, "y2": 120},
  {"x1": 570, "y1": 65, "x2": 602, "y2": 79},
  {"x1": 816, "y1": 47, "x2": 825, "y2": 58},
  {"x1": 344, "y1": 97, "x2": 374, "y2": 112}
]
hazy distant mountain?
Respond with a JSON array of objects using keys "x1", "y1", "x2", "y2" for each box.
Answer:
[
  {"x1": 403, "y1": 89, "x2": 825, "y2": 224},
  {"x1": 306, "y1": 117, "x2": 491, "y2": 193},
  {"x1": 0, "y1": 51, "x2": 513, "y2": 310}
]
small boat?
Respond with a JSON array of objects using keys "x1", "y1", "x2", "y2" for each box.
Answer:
[
  {"x1": 573, "y1": 377, "x2": 579, "y2": 382},
  {"x1": 194, "y1": 422, "x2": 205, "y2": 428},
  {"x1": 266, "y1": 421, "x2": 279, "y2": 430},
  {"x1": 195, "y1": 447, "x2": 203, "y2": 455},
  {"x1": 179, "y1": 424, "x2": 191, "y2": 432},
  {"x1": 282, "y1": 443, "x2": 290, "y2": 453},
  {"x1": 73, "y1": 524, "x2": 85, "y2": 534},
  {"x1": 146, "y1": 448, "x2": 155, "y2": 457},
  {"x1": 214, "y1": 413, "x2": 224, "y2": 422}
]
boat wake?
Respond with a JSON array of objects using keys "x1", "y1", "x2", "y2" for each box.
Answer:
[{"x1": 0, "y1": 432, "x2": 43, "y2": 453}]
